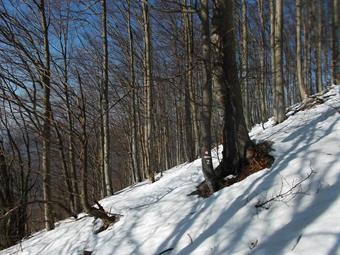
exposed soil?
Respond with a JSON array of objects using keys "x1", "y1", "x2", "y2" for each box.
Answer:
[{"x1": 189, "y1": 141, "x2": 274, "y2": 198}]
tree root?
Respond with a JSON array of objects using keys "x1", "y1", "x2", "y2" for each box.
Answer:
[{"x1": 189, "y1": 141, "x2": 274, "y2": 198}]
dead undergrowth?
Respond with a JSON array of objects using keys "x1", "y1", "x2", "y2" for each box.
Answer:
[{"x1": 189, "y1": 141, "x2": 274, "y2": 198}]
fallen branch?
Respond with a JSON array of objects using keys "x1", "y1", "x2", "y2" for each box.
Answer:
[
  {"x1": 158, "y1": 248, "x2": 174, "y2": 255},
  {"x1": 255, "y1": 170, "x2": 315, "y2": 209}
]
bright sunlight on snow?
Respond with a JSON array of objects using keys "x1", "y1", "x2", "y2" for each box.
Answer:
[{"x1": 1, "y1": 85, "x2": 340, "y2": 255}]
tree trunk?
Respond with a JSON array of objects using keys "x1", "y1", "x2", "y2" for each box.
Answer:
[
  {"x1": 101, "y1": 0, "x2": 113, "y2": 196},
  {"x1": 315, "y1": 0, "x2": 323, "y2": 92},
  {"x1": 296, "y1": 0, "x2": 308, "y2": 100},
  {"x1": 142, "y1": 0, "x2": 155, "y2": 182},
  {"x1": 332, "y1": 0, "x2": 340, "y2": 84},
  {"x1": 270, "y1": 0, "x2": 276, "y2": 117},
  {"x1": 273, "y1": 0, "x2": 285, "y2": 123},
  {"x1": 39, "y1": 0, "x2": 54, "y2": 231},
  {"x1": 241, "y1": 0, "x2": 249, "y2": 128},
  {"x1": 59, "y1": 12, "x2": 80, "y2": 212},
  {"x1": 182, "y1": 0, "x2": 196, "y2": 162},
  {"x1": 257, "y1": 0, "x2": 267, "y2": 122},
  {"x1": 211, "y1": 0, "x2": 252, "y2": 180},
  {"x1": 127, "y1": 0, "x2": 142, "y2": 183},
  {"x1": 77, "y1": 71, "x2": 118, "y2": 231},
  {"x1": 199, "y1": 0, "x2": 219, "y2": 192}
]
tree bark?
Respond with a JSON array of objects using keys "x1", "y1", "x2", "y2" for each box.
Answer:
[
  {"x1": 241, "y1": 0, "x2": 250, "y2": 128},
  {"x1": 270, "y1": 0, "x2": 276, "y2": 117},
  {"x1": 39, "y1": 0, "x2": 54, "y2": 231},
  {"x1": 58, "y1": 7, "x2": 80, "y2": 212},
  {"x1": 101, "y1": 0, "x2": 113, "y2": 196},
  {"x1": 182, "y1": 0, "x2": 196, "y2": 162},
  {"x1": 332, "y1": 0, "x2": 340, "y2": 84},
  {"x1": 211, "y1": 0, "x2": 251, "y2": 180},
  {"x1": 127, "y1": 0, "x2": 142, "y2": 183},
  {"x1": 296, "y1": 0, "x2": 308, "y2": 100},
  {"x1": 142, "y1": 0, "x2": 155, "y2": 182},
  {"x1": 257, "y1": 0, "x2": 267, "y2": 122},
  {"x1": 199, "y1": 0, "x2": 219, "y2": 192},
  {"x1": 315, "y1": 0, "x2": 323, "y2": 92},
  {"x1": 273, "y1": 0, "x2": 285, "y2": 123}
]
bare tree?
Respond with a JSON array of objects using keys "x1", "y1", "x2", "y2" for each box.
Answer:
[
  {"x1": 273, "y1": 0, "x2": 285, "y2": 123},
  {"x1": 142, "y1": 0, "x2": 155, "y2": 182},
  {"x1": 332, "y1": 0, "x2": 340, "y2": 84},
  {"x1": 296, "y1": 0, "x2": 308, "y2": 100},
  {"x1": 101, "y1": 0, "x2": 113, "y2": 196},
  {"x1": 199, "y1": 0, "x2": 219, "y2": 192},
  {"x1": 241, "y1": 0, "x2": 249, "y2": 127},
  {"x1": 210, "y1": 0, "x2": 252, "y2": 189},
  {"x1": 38, "y1": 0, "x2": 54, "y2": 230},
  {"x1": 316, "y1": 0, "x2": 323, "y2": 92}
]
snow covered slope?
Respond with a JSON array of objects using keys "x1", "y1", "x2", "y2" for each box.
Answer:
[{"x1": 1, "y1": 86, "x2": 340, "y2": 255}]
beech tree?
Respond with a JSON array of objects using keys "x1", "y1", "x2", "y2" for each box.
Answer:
[
  {"x1": 200, "y1": 0, "x2": 252, "y2": 192},
  {"x1": 296, "y1": 0, "x2": 308, "y2": 100},
  {"x1": 273, "y1": 0, "x2": 285, "y2": 123},
  {"x1": 333, "y1": 0, "x2": 340, "y2": 84},
  {"x1": 0, "y1": 0, "x2": 337, "y2": 247}
]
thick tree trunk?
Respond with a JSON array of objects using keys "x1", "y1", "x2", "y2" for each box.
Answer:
[
  {"x1": 296, "y1": 0, "x2": 308, "y2": 100},
  {"x1": 211, "y1": 0, "x2": 251, "y2": 179},
  {"x1": 273, "y1": 0, "x2": 285, "y2": 123}
]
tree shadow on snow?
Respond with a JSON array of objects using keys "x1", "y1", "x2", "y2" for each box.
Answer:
[{"x1": 159, "y1": 106, "x2": 339, "y2": 255}]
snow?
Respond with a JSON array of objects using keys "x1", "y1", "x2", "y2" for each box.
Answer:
[{"x1": 1, "y1": 85, "x2": 340, "y2": 255}]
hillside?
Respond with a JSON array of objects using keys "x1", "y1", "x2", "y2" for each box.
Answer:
[{"x1": 1, "y1": 85, "x2": 339, "y2": 255}]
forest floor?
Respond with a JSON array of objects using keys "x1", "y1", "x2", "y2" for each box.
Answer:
[{"x1": 1, "y1": 85, "x2": 340, "y2": 255}]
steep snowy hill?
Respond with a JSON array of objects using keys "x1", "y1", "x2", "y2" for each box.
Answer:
[{"x1": 1, "y1": 86, "x2": 339, "y2": 255}]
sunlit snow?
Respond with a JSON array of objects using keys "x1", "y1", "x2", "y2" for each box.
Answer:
[{"x1": 1, "y1": 86, "x2": 339, "y2": 255}]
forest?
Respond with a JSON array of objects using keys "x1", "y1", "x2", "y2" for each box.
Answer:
[{"x1": 0, "y1": 0, "x2": 339, "y2": 250}]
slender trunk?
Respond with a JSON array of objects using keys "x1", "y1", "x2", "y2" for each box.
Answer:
[
  {"x1": 186, "y1": 0, "x2": 199, "y2": 158},
  {"x1": 315, "y1": 0, "x2": 323, "y2": 92},
  {"x1": 270, "y1": 0, "x2": 276, "y2": 116},
  {"x1": 296, "y1": 0, "x2": 308, "y2": 100},
  {"x1": 60, "y1": 17, "x2": 80, "y2": 212},
  {"x1": 54, "y1": 124, "x2": 73, "y2": 212},
  {"x1": 304, "y1": 3, "x2": 312, "y2": 91},
  {"x1": 257, "y1": 0, "x2": 267, "y2": 121},
  {"x1": 77, "y1": 72, "x2": 91, "y2": 213},
  {"x1": 332, "y1": 0, "x2": 339, "y2": 84},
  {"x1": 182, "y1": 0, "x2": 194, "y2": 162},
  {"x1": 127, "y1": 0, "x2": 142, "y2": 182},
  {"x1": 102, "y1": 0, "x2": 112, "y2": 195},
  {"x1": 199, "y1": 0, "x2": 219, "y2": 192},
  {"x1": 242, "y1": 0, "x2": 249, "y2": 127},
  {"x1": 39, "y1": 0, "x2": 54, "y2": 231},
  {"x1": 99, "y1": 99, "x2": 106, "y2": 198},
  {"x1": 142, "y1": 0, "x2": 155, "y2": 182}
]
